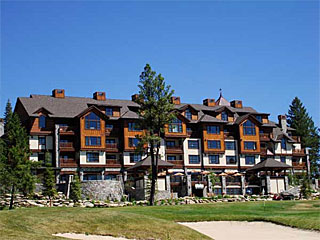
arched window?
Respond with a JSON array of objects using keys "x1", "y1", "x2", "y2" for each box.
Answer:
[
  {"x1": 185, "y1": 109, "x2": 192, "y2": 120},
  {"x1": 39, "y1": 115, "x2": 46, "y2": 128},
  {"x1": 169, "y1": 118, "x2": 182, "y2": 133},
  {"x1": 85, "y1": 112, "x2": 101, "y2": 130},
  {"x1": 243, "y1": 120, "x2": 256, "y2": 135}
]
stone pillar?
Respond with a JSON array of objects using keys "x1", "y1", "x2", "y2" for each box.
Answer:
[
  {"x1": 284, "y1": 176, "x2": 289, "y2": 190},
  {"x1": 79, "y1": 170, "x2": 84, "y2": 181},
  {"x1": 165, "y1": 175, "x2": 171, "y2": 192},
  {"x1": 266, "y1": 176, "x2": 271, "y2": 194},
  {"x1": 241, "y1": 175, "x2": 246, "y2": 195},
  {"x1": 101, "y1": 170, "x2": 105, "y2": 180},
  {"x1": 144, "y1": 175, "x2": 149, "y2": 199},
  {"x1": 207, "y1": 175, "x2": 213, "y2": 193},
  {"x1": 56, "y1": 172, "x2": 60, "y2": 184},
  {"x1": 187, "y1": 174, "x2": 192, "y2": 196},
  {"x1": 221, "y1": 176, "x2": 227, "y2": 195},
  {"x1": 123, "y1": 171, "x2": 128, "y2": 182}
]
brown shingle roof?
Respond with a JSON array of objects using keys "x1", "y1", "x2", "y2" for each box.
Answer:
[{"x1": 246, "y1": 158, "x2": 292, "y2": 172}]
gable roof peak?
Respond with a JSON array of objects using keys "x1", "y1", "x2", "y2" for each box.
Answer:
[{"x1": 216, "y1": 89, "x2": 230, "y2": 106}]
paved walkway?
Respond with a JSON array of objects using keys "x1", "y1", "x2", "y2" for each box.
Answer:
[
  {"x1": 53, "y1": 233, "x2": 134, "y2": 240},
  {"x1": 180, "y1": 221, "x2": 320, "y2": 240}
]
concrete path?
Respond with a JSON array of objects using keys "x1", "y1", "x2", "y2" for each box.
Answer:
[
  {"x1": 180, "y1": 221, "x2": 320, "y2": 240},
  {"x1": 53, "y1": 233, "x2": 134, "y2": 240}
]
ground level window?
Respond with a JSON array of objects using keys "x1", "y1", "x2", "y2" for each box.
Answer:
[
  {"x1": 226, "y1": 188, "x2": 242, "y2": 195},
  {"x1": 83, "y1": 174, "x2": 102, "y2": 181},
  {"x1": 280, "y1": 156, "x2": 286, "y2": 163},
  {"x1": 104, "y1": 174, "x2": 117, "y2": 181},
  {"x1": 214, "y1": 188, "x2": 222, "y2": 195}
]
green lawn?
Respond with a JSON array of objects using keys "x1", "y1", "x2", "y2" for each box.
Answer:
[{"x1": 0, "y1": 200, "x2": 319, "y2": 240}]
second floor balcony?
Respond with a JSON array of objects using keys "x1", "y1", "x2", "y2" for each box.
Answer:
[
  {"x1": 166, "y1": 145, "x2": 184, "y2": 154},
  {"x1": 105, "y1": 143, "x2": 118, "y2": 152},
  {"x1": 59, "y1": 142, "x2": 75, "y2": 151},
  {"x1": 59, "y1": 126, "x2": 75, "y2": 135},
  {"x1": 59, "y1": 158, "x2": 77, "y2": 167}
]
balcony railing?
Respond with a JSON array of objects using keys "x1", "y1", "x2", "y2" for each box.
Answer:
[
  {"x1": 59, "y1": 126, "x2": 75, "y2": 134},
  {"x1": 292, "y1": 162, "x2": 306, "y2": 167},
  {"x1": 259, "y1": 133, "x2": 271, "y2": 140},
  {"x1": 167, "y1": 160, "x2": 184, "y2": 165},
  {"x1": 293, "y1": 149, "x2": 305, "y2": 155},
  {"x1": 60, "y1": 158, "x2": 77, "y2": 167},
  {"x1": 106, "y1": 143, "x2": 118, "y2": 149},
  {"x1": 106, "y1": 159, "x2": 120, "y2": 165},
  {"x1": 59, "y1": 142, "x2": 74, "y2": 148},
  {"x1": 166, "y1": 145, "x2": 183, "y2": 150}
]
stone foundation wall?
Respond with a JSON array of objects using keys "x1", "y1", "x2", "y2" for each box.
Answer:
[{"x1": 81, "y1": 180, "x2": 124, "y2": 201}]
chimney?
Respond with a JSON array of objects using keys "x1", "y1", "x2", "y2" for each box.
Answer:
[
  {"x1": 171, "y1": 96, "x2": 181, "y2": 105},
  {"x1": 52, "y1": 89, "x2": 65, "y2": 98},
  {"x1": 278, "y1": 115, "x2": 287, "y2": 133},
  {"x1": 93, "y1": 92, "x2": 106, "y2": 101},
  {"x1": 231, "y1": 100, "x2": 243, "y2": 108},
  {"x1": 203, "y1": 99, "x2": 216, "y2": 107}
]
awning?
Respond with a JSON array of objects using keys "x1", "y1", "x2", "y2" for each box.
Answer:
[{"x1": 246, "y1": 158, "x2": 292, "y2": 172}]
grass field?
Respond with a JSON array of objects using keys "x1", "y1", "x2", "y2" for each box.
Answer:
[{"x1": 0, "y1": 200, "x2": 319, "y2": 240}]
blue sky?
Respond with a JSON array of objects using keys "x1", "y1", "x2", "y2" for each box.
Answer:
[{"x1": 1, "y1": 1, "x2": 319, "y2": 125}]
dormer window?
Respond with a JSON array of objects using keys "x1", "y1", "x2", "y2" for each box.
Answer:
[
  {"x1": 255, "y1": 115, "x2": 262, "y2": 122},
  {"x1": 243, "y1": 120, "x2": 256, "y2": 135},
  {"x1": 221, "y1": 111, "x2": 228, "y2": 121},
  {"x1": 185, "y1": 109, "x2": 192, "y2": 120},
  {"x1": 105, "y1": 107, "x2": 113, "y2": 116},
  {"x1": 85, "y1": 112, "x2": 101, "y2": 130},
  {"x1": 39, "y1": 115, "x2": 46, "y2": 128}
]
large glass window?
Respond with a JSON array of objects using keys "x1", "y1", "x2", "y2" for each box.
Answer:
[
  {"x1": 189, "y1": 155, "x2": 200, "y2": 164},
  {"x1": 83, "y1": 174, "x2": 102, "y2": 181},
  {"x1": 245, "y1": 156, "x2": 255, "y2": 165},
  {"x1": 166, "y1": 141, "x2": 175, "y2": 147},
  {"x1": 129, "y1": 138, "x2": 140, "y2": 147},
  {"x1": 209, "y1": 155, "x2": 219, "y2": 164},
  {"x1": 39, "y1": 115, "x2": 46, "y2": 128},
  {"x1": 188, "y1": 140, "x2": 199, "y2": 149},
  {"x1": 243, "y1": 120, "x2": 256, "y2": 135},
  {"x1": 226, "y1": 156, "x2": 237, "y2": 164},
  {"x1": 281, "y1": 138, "x2": 287, "y2": 150},
  {"x1": 130, "y1": 153, "x2": 142, "y2": 163},
  {"x1": 208, "y1": 140, "x2": 221, "y2": 149},
  {"x1": 207, "y1": 125, "x2": 220, "y2": 134},
  {"x1": 281, "y1": 156, "x2": 286, "y2": 163},
  {"x1": 167, "y1": 155, "x2": 177, "y2": 161},
  {"x1": 168, "y1": 118, "x2": 182, "y2": 133},
  {"x1": 255, "y1": 115, "x2": 262, "y2": 122},
  {"x1": 39, "y1": 136, "x2": 46, "y2": 146},
  {"x1": 225, "y1": 141, "x2": 235, "y2": 150},
  {"x1": 106, "y1": 138, "x2": 116, "y2": 144},
  {"x1": 105, "y1": 108, "x2": 113, "y2": 116},
  {"x1": 185, "y1": 109, "x2": 192, "y2": 120},
  {"x1": 128, "y1": 122, "x2": 142, "y2": 131},
  {"x1": 85, "y1": 137, "x2": 101, "y2": 146},
  {"x1": 86, "y1": 152, "x2": 99, "y2": 162},
  {"x1": 221, "y1": 112, "x2": 228, "y2": 121},
  {"x1": 244, "y1": 141, "x2": 257, "y2": 150},
  {"x1": 106, "y1": 154, "x2": 117, "y2": 160},
  {"x1": 85, "y1": 112, "x2": 101, "y2": 130}
]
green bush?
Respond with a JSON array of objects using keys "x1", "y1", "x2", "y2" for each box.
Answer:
[{"x1": 69, "y1": 175, "x2": 81, "y2": 202}]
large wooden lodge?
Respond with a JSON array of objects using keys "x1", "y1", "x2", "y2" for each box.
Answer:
[{"x1": 14, "y1": 89, "x2": 308, "y2": 197}]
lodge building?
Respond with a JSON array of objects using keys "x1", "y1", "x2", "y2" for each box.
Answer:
[{"x1": 14, "y1": 89, "x2": 307, "y2": 196}]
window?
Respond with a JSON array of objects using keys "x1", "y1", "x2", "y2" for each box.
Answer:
[
  {"x1": 188, "y1": 140, "x2": 199, "y2": 149},
  {"x1": 281, "y1": 156, "x2": 286, "y2": 163},
  {"x1": 255, "y1": 115, "x2": 262, "y2": 122},
  {"x1": 207, "y1": 126, "x2": 220, "y2": 134},
  {"x1": 85, "y1": 112, "x2": 100, "y2": 130},
  {"x1": 130, "y1": 153, "x2": 141, "y2": 163},
  {"x1": 209, "y1": 155, "x2": 219, "y2": 164},
  {"x1": 83, "y1": 174, "x2": 101, "y2": 181},
  {"x1": 243, "y1": 120, "x2": 256, "y2": 135},
  {"x1": 166, "y1": 141, "x2": 175, "y2": 147},
  {"x1": 189, "y1": 155, "x2": 200, "y2": 164},
  {"x1": 214, "y1": 188, "x2": 222, "y2": 195},
  {"x1": 129, "y1": 138, "x2": 140, "y2": 147},
  {"x1": 105, "y1": 108, "x2": 113, "y2": 116},
  {"x1": 85, "y1": 137, "x2": 101, "y2": 146},
  {"x1": 245, "y1": 156, "x2": 255, "y2": 165},
  {"x1": 106, "y1": 138, "x2": 116, "y2": 144},
  {"x1": 106, "y1": 124, "x2": 113, "y2": 129},
  {"x1": 86, "y1": 152, "x2": 99, "y2": 162},
  {"x1": 221, "y1": 112, "x2": 228, "y2": 121},
  {"x1": 128, "y1": 122, "x2": 142, "y2": 131},
  {"x1": 39, "y1": 136, "x2": 46, "y2": 146},
  {"x1": 167, "y1": 155, "x2": 177, "y2": 161},
  {"x1": 168, "y1": 118, "x2": 182, "y2": 133},
  {"x1": 281, "y1": 138, "x2": 287, "y2": 150},
  {"x1": 39, "y1": 115, "x2": 46, "y2": 128},
  {"x1": 244, "y1": 141, "x2": 257, "y2": 150},
  {"x1": 104, "y1": 174, "x2": 117, "y2": 181},
  {"x1": 226, "y1": 156, "x2": 237, "y2": 164},
  {"x1": 106, "y1": 154, "x2": 117, "y2": 160},
  {"x1": 208, "y1": 140, "x2": 221, "y2": 149},
  {"x1": 185, "y1": 109, "x2": 192, "y2": 120},
  {"x1": 226, "y1": 188, "x2": 242, "y2": 195},
  {"x1": 225, "y1": 141, "x2": 235, "y2": 150}
]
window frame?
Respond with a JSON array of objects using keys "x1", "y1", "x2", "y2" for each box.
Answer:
[
  {"x1": 244, "y1": 141, "x2": 257, "y2": 150},
  {"x1": 129, "y1": 138, "x2": 140, "y2": 147},
  {"x1": 39, "y1": 115, "x2": 46, "y2": 128},
  {"x1": 188, "y1": 140, "x2": 199, "y2": 149},
  {"x1": 208, "y1": 154, "x2": 219, "y2": 164},
  {"x1": 188, "y1": 155, "x2": 200, "y2": 164},
  {"x1": 245, "y1": 155, "x2": 255, "y2": 165},
  {"x1": 105, "y1": 107, "x2": 113, "y2": 116},
  {"x1": 85, "y1": 136, "x2": 101, "y2": 146},
  {"x1": 225, "y1": 141, "x2": 235, "y2": 150},
  {"x1": 130, "y1": 153, "x2": 142, "y2": 163},
  {"x1": 128, "y1": 122, "x2": 142, "y2": 132},
  {"x1": 207, "y1": 125, "x2": 220, "y2": 134},
  {"x1": 243, "y1": 120, "x2": 256, "y2": 136},
  {"x1": 168, "y1": 118, "x2": 183, "y2": 133},
  {"x1": 221, "y1": 111, "x2": 228, "y2": 121},
  {"x1": 85, "y1": 112, "x2": 101, "y2": 130},
  {"x1": 86, "y1": 152, "x2": 99, "y2": 163},
  {"x1": 207, "y1": 140, "x2": 221, "y2": 149},
  {"x1": 226, "y1": 156, "x2": 237, "y2": 165},
  {"x1": 185, "y1": 109, "x2": 192, "y2": 120}
]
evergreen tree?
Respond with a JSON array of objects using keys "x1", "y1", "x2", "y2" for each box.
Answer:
[
  {"x1": 0, "y1": 101, "x2": 35, "y2": 209},
  {"x1": 42, "y1": 152, "x2": 57, "y2": 206},
  {"x1": 287, "y1": 97, "x2": 320, "y2": 177},
  {"x1": 134, "y1": 64, "x2": 175, "y2": 205},
  {"x1": 69, "y1": 175, "x2": 81, "y2": 202}
]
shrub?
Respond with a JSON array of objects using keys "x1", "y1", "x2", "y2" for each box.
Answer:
[{"x1": 69, "y1": 175, "x2": 81, "y2": 202}]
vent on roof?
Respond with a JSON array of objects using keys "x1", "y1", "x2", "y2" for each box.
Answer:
[
  {"x1": 203, "y1": 99, "x2": 216, "y2": 107},
  {"x1": 52, "y1": 89, "x2": 65, "y2": 98},
  {"x1": 93, "y1": 92, "x2": 106, "y2": 101},
  {"x1": 171, "y1": 96, "x2": 180, "y2": 105},
  {"x1": 231, "y1": 100, "x2": 243, "y2": 108}
]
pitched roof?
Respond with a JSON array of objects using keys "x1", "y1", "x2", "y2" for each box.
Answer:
[
  {"x1": 246, "y1": 158, "x2": 292, "y2": 172},
  {"x1": 199, "y1": 114, "x2": 227, "y2": 123},
  {"x1": 215, "y1": 93, "x2": 230, "y2": 106}
]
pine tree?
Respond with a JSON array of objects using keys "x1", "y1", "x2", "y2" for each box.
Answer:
[
  {"x1": 70, "y1": 175, "x2": 81, "y2": 202},
  {"x1": 287, "y1": 97, "x2": 320, "y2": 177},
  {"x1": 42, "y1": 152, "x2": 57, "y2": 206},
  {"x1": 134, "y1": 64, "x2": 175, "y2": 205},
  {"x1": 0, "y1": 101, "x2": 35, "y2": 209}
]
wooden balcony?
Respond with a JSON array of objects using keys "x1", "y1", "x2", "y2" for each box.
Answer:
[
  {"x1": 167, "y1": 160, "x2": 184, "y2": 167},
  {"x1": 166, "y1": 145, "x2": 183, "y2": 154},
  {"x1": 59, "y1": 126, "x2": 75, "y2": 135},
  {"x1": 191, "y1": 181, "x2": 207, "y2": 186},
  {"x1": 59, "y1": 142, "x2": 75, "y2": 151},
  {"x1": 292, "y1": 162, "x2": 306, "y2": 169},
  {"x1": 105, "y1": 128, "x2": 119, "y2": 136},
  {"x1": 106, "y1": 143, "x2": 118, "y2": 152},
  {"x1": 293, "y1": 149, "x2": 305, "y2": 156},
  {"x1": 226, "y1": 182, "x2": 241, "y2": 186},
  {"x1": 106, "y1": 159, "x2": 121, "y2": 165},
  {"x1": 259, "y1": 133, "x2": 271, "y2": 141},
  {"x1": 224, "y1": 132, "x2": 235, "y2": 139},
  {"x1": 60, "y1": 158, "x2": 77, "y2": 167}
]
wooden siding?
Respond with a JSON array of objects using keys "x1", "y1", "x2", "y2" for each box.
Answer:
[
  {"x1": 239, "y1": 120, "x2": 260, "y2": 154},
  {"x1": 202, "y1": 124, "x2": 225, "y2": 153},
  {"x1": 123, "y1": 120, "x2": 143, "y2": 151}
]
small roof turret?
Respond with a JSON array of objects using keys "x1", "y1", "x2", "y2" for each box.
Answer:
[{"x1": 215, "y1": 89, "x2": 230, "y2": 106}]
